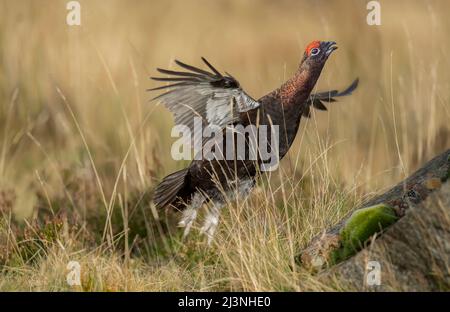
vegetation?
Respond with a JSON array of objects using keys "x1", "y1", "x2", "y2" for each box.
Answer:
[
  {"x1": 330, "y1": 204, "x2": 398, "y2": 264},
  {"x1": 0, "y1": 0, "x2": 449, "y2": 291}
]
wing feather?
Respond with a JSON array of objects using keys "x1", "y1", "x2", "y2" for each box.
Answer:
[
  {"x1": 303, "y1": 78, "x2": 359, "y2": 118},
  {"x1": 149, "y1": 59, "x2": 259, "y2": 146}
]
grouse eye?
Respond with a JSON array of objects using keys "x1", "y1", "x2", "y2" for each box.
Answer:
[{"x1": 310, "y1": 48, "x2": 320, "y2": 56}]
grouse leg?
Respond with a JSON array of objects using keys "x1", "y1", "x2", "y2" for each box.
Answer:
[
  {"x1": 200, "y1": 179, "x2": 254, "y2": 245},
  {"x1": 200, "y1": 200, "x2": 224, "y2": 245},
  {"x1": 178, "y1": 192, "x2": 204, "y2": 239}
]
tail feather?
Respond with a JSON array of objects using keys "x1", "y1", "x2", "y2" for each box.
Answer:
[{"x1": 153, "y1": 168, "x2": 189, "y2": 209}]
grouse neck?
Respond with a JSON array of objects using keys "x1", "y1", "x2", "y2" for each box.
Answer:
[
  {"x1": 272, "y1": 64, "x2": 323, "y2": 158},
  {"x1": 279, "y1": 65, "x2": 320, "y2": 113}
]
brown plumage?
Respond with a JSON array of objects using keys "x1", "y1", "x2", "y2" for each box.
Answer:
[{"x1": 150, "y1": 41, "x2": 358, "y2": 243}]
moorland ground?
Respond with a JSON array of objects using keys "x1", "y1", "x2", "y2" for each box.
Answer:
[{"x1": 0, "y1": 0, "x2": 449, "y2": 291}]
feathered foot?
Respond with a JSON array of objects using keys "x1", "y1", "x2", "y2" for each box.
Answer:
[
  {"x1": 200, "y1": 203, "x2": 223, "y2": 245},
  {"x1": 178, "y1": 192, "x2": 204, "y2": 239}
]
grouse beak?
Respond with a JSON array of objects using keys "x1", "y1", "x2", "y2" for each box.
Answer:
[{"x1": 324, "y1": 41, "x2": 338, "y2": 56}]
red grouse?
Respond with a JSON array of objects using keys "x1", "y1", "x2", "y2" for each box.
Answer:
[{"x1": 150, "y1": 41, "x2": 358, "y2": 243}]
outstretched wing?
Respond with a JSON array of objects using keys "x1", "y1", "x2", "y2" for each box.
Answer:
[
  {"x1": 148, "y1": 58, "x2": 260, "y2": 146},
  {"x1": 302, "y1": 78, "x2": 359, "y2": 118}
]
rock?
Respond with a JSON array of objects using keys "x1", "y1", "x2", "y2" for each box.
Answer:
[
  {"x1": 300, "y1": 233, "x2": 340, "y2": 271},
  {"x1": 319, "y1": 181, "x2": 450, "y2": 291},
  {"x1": 299, "y1": 149, "x2": 450, "y2": 270}
]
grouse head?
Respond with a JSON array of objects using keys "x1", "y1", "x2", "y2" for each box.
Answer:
[{"x1": 300, "y1": 41, "x2": 338, "y2": 70}]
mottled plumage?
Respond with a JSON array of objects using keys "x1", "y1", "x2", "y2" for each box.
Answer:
[{"x1": 150, "y1": 41, "x2": 358, "y2": 243}]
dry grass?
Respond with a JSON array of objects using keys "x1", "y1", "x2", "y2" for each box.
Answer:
[{"x1": 0, "y1": 0, "x2": 449, "y2": 291}]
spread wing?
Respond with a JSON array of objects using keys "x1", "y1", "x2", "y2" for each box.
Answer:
[
  {"x1": 148, "y1": 58, "x2": 260, "y2": 146},
  {"x1": 302, "y1": 78, "x2": 359, "y2": 118}
]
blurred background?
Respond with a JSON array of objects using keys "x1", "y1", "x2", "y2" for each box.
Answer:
[
  {"x1": 0, "y1": 0, "x2": 449, "y2": 291},
  {"x1": 0, "y1": 0, "x2": 449, "y2": 221}
]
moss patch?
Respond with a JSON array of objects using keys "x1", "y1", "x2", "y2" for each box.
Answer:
[{"x1": 330, "y1": 204, "x2": 398, "y2": 264}]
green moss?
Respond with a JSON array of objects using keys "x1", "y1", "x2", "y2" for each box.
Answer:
[{"x1": 330, "y1": 204, "x2": 398, "y2": 264}]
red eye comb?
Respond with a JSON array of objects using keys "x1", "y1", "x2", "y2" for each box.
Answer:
[{"x1": 305, "y1": 41, "x2": 320, "y2": 55}]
